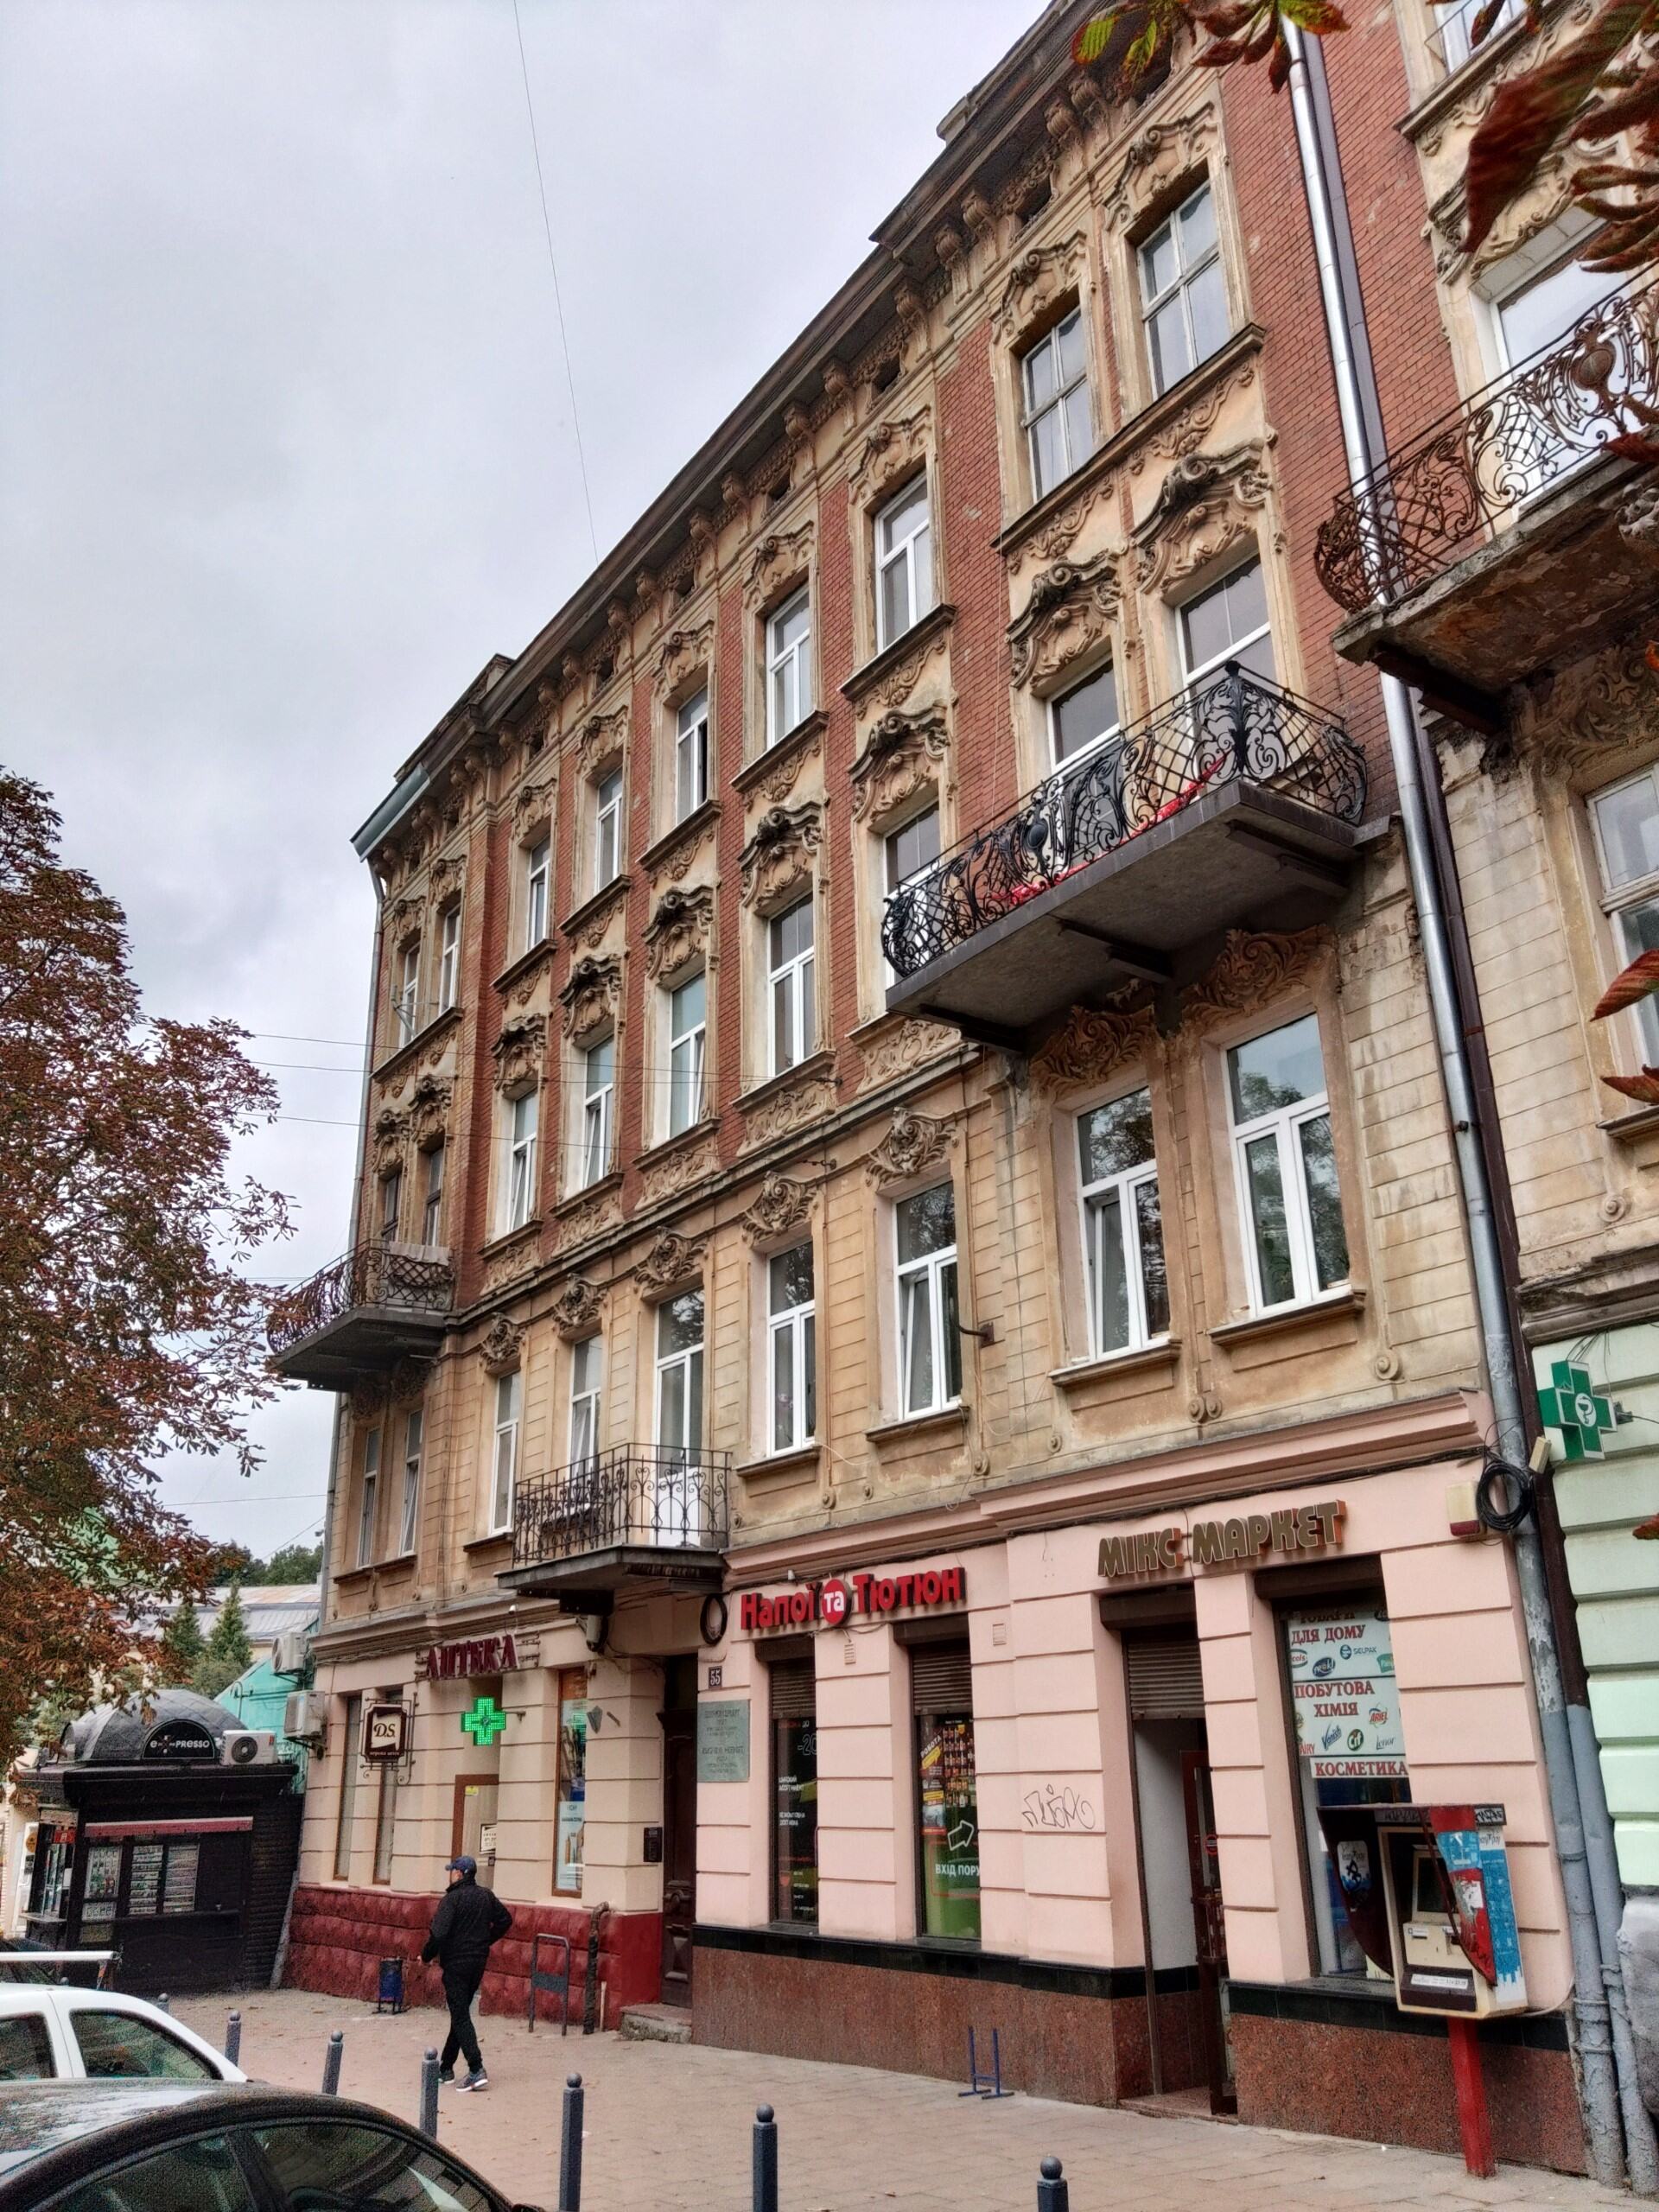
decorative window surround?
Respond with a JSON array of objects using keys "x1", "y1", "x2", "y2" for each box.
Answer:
[
  {"x1": 493, "y1": 937, "x2": 558, "y2": 1002},
  {"x1": 841, "y1": 601, "x2": 956, "y2": 708},
  {"x1": 371, "y1": 1003, "x2": 461, "y2": 1085},
  {"x1": 558, "y1": 871, "x2": 631, "y2": 947},
  {"x1": 641, "y1": 798, "x2": 720, "y2": 887},
  {"x1": 1051, "y1": 1340, "x2": 1183, "y2": 1389},
  {"x1": 732, "y1": 709, "x2": 827, "y2": 801}
]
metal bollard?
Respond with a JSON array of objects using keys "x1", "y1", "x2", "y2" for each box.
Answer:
[
  {"x1": 752, "y1": 2103, "x2": 779, "y2": 2212},
  {"x1": 224, "y1": 2011, "x2": 241, "y2": 2067},
  {"x1": 419, "y1": 2048, "x2": 440, "y2": 2139},
  {"x1": 321, "y1": 2028, "x2": 343, "y2": 2096},
  {"x1": 1037, "y1": 2157, "x2": 1069, "y2": 2212},
  {"x1": 155, "y1": 1993, "x2": 169, "y2": 2014},
  {"x1": 558, "y1": 2074, "x2": 584, "y2": 2212}
]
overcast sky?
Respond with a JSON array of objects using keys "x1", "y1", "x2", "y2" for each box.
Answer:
[{"x1": 1, "y1": 0, "x2": 1039, "y2": 1562}]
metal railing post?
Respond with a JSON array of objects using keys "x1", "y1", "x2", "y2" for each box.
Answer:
[
  {"x1": 224, "y1": 2011, "x2": 241, "y2": 2067},
  {"x1": 419, "y1": 2048, "x2": 440, "y2": 2139},
  {"x1": 1224, "y1": 658, "x2": 1249, "y2": 780},
  {"x1": 559, "y1": 2074, "x2": 585, "y2": 2212},
  {"x1": 1037, "y1": 2157, "x2": 1069, "y2": 2212},
  {"x1": 321, "y1": 2028, "x2": 343, "y2": 2095},
  {"x1": 752, "y1": 2104, "x2": 779, "y2": 2212}
]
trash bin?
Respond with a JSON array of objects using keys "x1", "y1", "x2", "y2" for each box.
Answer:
[{"x1": 376, "y1": 1956, "x2": 404, "y2": 2015}]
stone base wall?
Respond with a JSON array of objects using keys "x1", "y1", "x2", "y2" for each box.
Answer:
[{"x1": 285, "y1": 1884, "x2": 661, "y2": 2024}]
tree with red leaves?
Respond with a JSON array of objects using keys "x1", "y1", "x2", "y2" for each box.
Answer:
[{"x1": 0, "y1": 771, "x2": 290, "y2": 1770}]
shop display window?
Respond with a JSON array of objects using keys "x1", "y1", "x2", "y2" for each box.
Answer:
[
  {"x1": 770, "y1": 1656, "x2": 817, "y2": 1925},
  {"x1": 912, "y1": 1641, "x2": 979, "y2": 1942},
  {"x1": 555, "y1": 1669, "x2": 588, "y2": 1896}
]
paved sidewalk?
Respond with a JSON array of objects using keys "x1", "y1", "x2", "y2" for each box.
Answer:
[{"x1": 178, "y1": 1987, "x2": 1626, "y2": 2212}]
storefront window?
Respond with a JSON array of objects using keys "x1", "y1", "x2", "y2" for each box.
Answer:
[
  {"x1": 770, "y1": 1658, "x2": 817, "y2": 1924},
  {"x1": 555, "y1": 1669, "x2": 587, "y2": 1896},
  {"x1": 1283, "y1": 1599, "x2": 1408, "y2": 1975},
  {"x1": 912, "y1": 1643, "x2": 979, "y2": 1942},
  {"x1": 334, "y1": 1694, "x2": 363, "y2": 1881}
]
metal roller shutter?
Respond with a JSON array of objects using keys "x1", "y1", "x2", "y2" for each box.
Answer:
[
  {"x1": 909, "y1": 1642, "x2": 973, "y2": 1712},
  {"x1": 769, "y1": 1658, "x2": 816, "y2": 1721},
  {"x1": 1125, "y1": 1634, "x2": 1205, "y2": 1719}
]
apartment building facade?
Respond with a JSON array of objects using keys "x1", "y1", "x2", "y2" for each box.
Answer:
[{"x1": 273, "y1": 0, "x2": 1589, "y2": 2166}]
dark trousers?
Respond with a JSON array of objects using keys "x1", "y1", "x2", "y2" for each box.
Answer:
[{"x1": 440, "y1": 1961, "x2": 486, "y2": 2074}]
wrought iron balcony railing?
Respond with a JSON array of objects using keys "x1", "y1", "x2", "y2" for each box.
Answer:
[
  {"x1": 511, "y1": 1446, "x2": 731, "y2": 1572},
  {"x1": 1316, "y1": 275, "x2": 1659, "y2": 615},
  {"x1": 880, "y1": 663, "x2": 1367, "y2": 982},
  {"x1": 266, "y1": 1242, "x2": 454, "y2": 1357}
]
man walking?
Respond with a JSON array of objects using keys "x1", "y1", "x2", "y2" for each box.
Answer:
[{"x1": 421, "y1": 1853, "x2": 513, "y2": 2092}]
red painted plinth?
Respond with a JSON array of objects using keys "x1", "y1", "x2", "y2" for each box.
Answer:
[{"x1": 1446, "y1": 2017, "x2": 1496, "y2": 2178}]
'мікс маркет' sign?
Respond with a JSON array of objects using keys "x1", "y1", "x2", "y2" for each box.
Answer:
[{"x1": 1099, "y1": 1500, "x2": 1344, "y2": 1580}]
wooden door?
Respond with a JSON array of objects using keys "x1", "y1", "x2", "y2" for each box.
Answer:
[
  {"x1": 1181, "y1": 1748, "x2": 1236, "y2": 2115},
  {"x1": 659, "y1": 1704, "x2": 696, "y2": 2004}
]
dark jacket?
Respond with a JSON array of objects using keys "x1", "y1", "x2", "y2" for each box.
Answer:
[{"x1": 422, "y1": 1877, "x2": 512, "y2": 1970}]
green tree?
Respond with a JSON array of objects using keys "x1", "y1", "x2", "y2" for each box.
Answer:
[
  {"x1": 192, "y1": 1584, "x2": 255, "y2": 1699},
  {"x1": 157, "y1": 1602, "x2": 206, "y2": 1686},
  {"x1": 252, "y1": 1541, "x2": 322, "y2": 1585}
]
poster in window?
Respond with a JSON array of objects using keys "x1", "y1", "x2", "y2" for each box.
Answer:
[
  {"x1": 82, "y1": 1841, "x2": 121, "y2": 1928},
  {"x1": 917, "y1": 1712, "x2": 980, "y2": 1941},
  {"x1": 1286, "y1": 1605, "x2": 1406, "y2": 1780},
  {"x1": 128, "y1": 1843, "x2": 163, "y2": 1916},
  {"x1": 555, "y1": 1691, "x2": 587, "y2": 1896},
  {"x1": 162, "y1": 1840, "x2": 200, "y2": 1915},
  {"x1": 772, "y1": 1716, "x2": 818, "y2": 1924}
]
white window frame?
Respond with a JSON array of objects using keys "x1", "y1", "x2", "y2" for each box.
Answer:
[
  {"x1": 524, "y1": 838, "x2": 550, "y2": 952},
  {"x1": 569, "y1": 1336, "x2": 602, "y2": 1469},
  {"x1": 1177, "y1": 559, "x2": 1274, "y2": 696},
  {"x1": 766, "y1": 588, "x2": 813, "y2": 745},
  {"x1": 392, "y1": 940, "x2": 420, "y2": 1047},
  {"x1": 1020, "y1": 306, "x2": 1092, "y2": 500},
  {"x1": 882, "y1": 804, "x2": 942, "y2": 990},
  {"x1": 594, "y1": 769, "x2": 624, "y2": 891},
  {"x1": 378, "y1": 1166, "x2": 401, "y2": 1243},
  {"x1": 675, "y1": 690, "x2": 709, "y2": 823},
  {"x1": 357, "y1": 1427, "x2": 381, "y2": 1568},
  {"x1": 397, "y1": 1409, "x2": 423, "y2": 1557},
  {"x1": 768, "y1": 897, "x2": 816, "y2": 1077},
  {"x1": 895, "y1": 1185, "x2": 961, "y2": 1418},
  {"x1": 654, "y1": 1299, "x2": 705, "y2": 1464},
  {"x1": 490, "y1": 1370, "x2": 521, "y2": 1534},
  {"x1": 1229, "y1": 1024, "x2": 1349, "y2": 1316},
  {"x1": 1077, "y1": 1090, "x2": 1166, "y2": 1360},
  {"x1": 1588, "y1": 764, "x2": 1659, "y2": 1065},
  {"x1": 665, "y1": 970, "x2": 707, "y2": 1139},
  {"x1": 1434, "y1": 0, "x2": 1524, "y2": 73},
  {"x1": 421, "y1": 1141, "x2": 444, "y2": 1247},
  {"x1": 1139, "y1": 181, "x2": 1226, "y2": 399},
  {"x1": 505, "y1": 1088, "x2": 538, "y2": 1232},
  {"x1": 1048, "y1": 661, "x2": 1122, "y2": 772},
  {"x1": 874, "y1": 476, "x2": 934, "y2": 651},
  {"x1": 436, "y1": 903, "x2": 461, "y2": 1013},
  {"x1": 579, "y1": 1034, "x2": 615, "y2": 1189},
  {"x1": 766, "y1": 1244, "x2": 817, "y2": 1454}
]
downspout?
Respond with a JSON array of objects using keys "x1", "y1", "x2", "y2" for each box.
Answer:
[{"x1": 1282, "y1": 27, "x2": 1654, "y2": 2190}]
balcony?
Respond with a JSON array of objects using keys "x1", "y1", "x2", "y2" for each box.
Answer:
[
  {"x1": 1315, "y1": 276, "x2": 1659, "y2": 708},
  {"x1": 499, "y1": 1446, "x2": 731, "y2": 1605},
  {"x1": 266, "y1": 1242, "x2": 453, "y2": 1388},
  {"x1": 880, "y1": 665, "x2": 1371, "y2": 1043}
]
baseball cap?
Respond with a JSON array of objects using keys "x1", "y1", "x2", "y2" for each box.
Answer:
[{"x1": 446, "y1": 1854, "x2": 477, "y2": 1876}]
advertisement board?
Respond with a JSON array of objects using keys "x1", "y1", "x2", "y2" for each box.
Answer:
[{"x1": 1287, "y1": 1605, "x2": 1406, "y2": 1782}]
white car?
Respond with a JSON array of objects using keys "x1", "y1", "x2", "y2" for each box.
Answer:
[{"x1": 0, "y1": 1984, "x2": 245, "y2": 2085}]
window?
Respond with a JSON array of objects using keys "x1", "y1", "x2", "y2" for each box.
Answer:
[
  {"x1": 356, "y1": 1428, "x2": 380, "y2": 1568},
  {"x1": 1051, "y1": 661, "x2": 1121, "y2": 768},
  {"x1": 392, "y1": 938, "x2": 420, "y2": 1046},
  {"x1": 912, "y1": 1641, "x2": 979, "y2": 1941},
  {"x1": 1283, "y1": 1600, "x2": 1408, "y2": 1974},
  {"x1": 334, "y1": 1694, "x2": 362, "y2": 1879},
  {"x1": 580, "y1": 1033, "x2": 614, "y2": 1187},
  {"x1": 594, "y1": 769, "x2": 623, "y2": 890},
  {"x1": 57, "y1": 2138, "x2": 258, "y2": 2212},
  {"x1": 555, "y1": 1669, "x2": 588, "y2": 1896},
  {"x1": 397, "y1": 1410, "x2": 423, "y2": 1557},
  {"x1": 768, "y1": 897, "x2": 816, "y2": 1075},
  {"x1": 0, "y1": 2012, "x2": 53, "y2": 2081},
  {"x1": 569, "y1": 1336, "x2": 602, "y2": 1468},
  {"x1": 874, "y1": 475, "x2": 934, "y2": 650},
  {"x1": 767, "y1": 1243, "x2": 817, "y2": 1453},
  {"x1": 378, "y1": 1166, "x2": 401, "y2": 1243},
  {"x1": 1591, "y1": 766, "x2": 1659, "y2": 1062},
  {"x1": 1435, "y1": 0, "x2": 1522, "y2": 70},
  {"x1": 1139, "y1": 181, "x2": 1228, "y2": 397},
  {"x1": 771, "y1": 1658, "x2": 817, "y2": 1925},
  {"x1": 436, "y1": 902, "x2": 461, "y2": 1012},
  {"x1": 1228, "y1": 1014, "x2": 1350, "y2": 1313},
  {"x1": 667, "y1": 969, "x2": 707, "y2": 1136},
  {"x1": 490, "y1": 1370, "x2": 521, "y2": 1533},
  {"x1": 421, "y1": 1141, "x2": 445, "y2": 1246},
  {"x1": 896, "y1": 1184, "x2": 961, "y2": 1415},
  {"x1": 1021, "y1": 307, "x2": 1093, "y2": 500},
  {"x1": 505, "y1": 1088, "x2": 538, "y2": 1231},
  {"x1": 524, "y1": 837, "x2": 550, "y2": 951},
  {"x1": 372, "y1": 1758, "x2": 398, "y2": 1885},
  {"x1": 1492, "y1": 245, "x2": 1620, "y2": 373},
  {"x1": 766, "y1": 589, "x2": 813, "y2": 743},
  {"x1": 251, "y1": 2124, "x2": 493, "y2": 2212},
  {"x1": 675, "y1": 689, "x2": 709, "y2": 822},
  {"x1": 884, "y1": 805, "x2": 941, "y2": 985},
  {"x1": 1077, "y1": 1087, "x2": 1169, "y2": 1357},
  {"x1": 1179, "y1": 556, "x2": 1274, "y2": 696},
  {"x1": 655, "y1": 1292, "x2": 705, "y2": 1468}
]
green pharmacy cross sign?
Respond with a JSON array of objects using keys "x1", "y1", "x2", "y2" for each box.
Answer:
[
  {"x1": 461, "y1": 1696, "x2": 507, "y2": 1748},
  {"x1": 1538, "y1": 1361, "x2": 1622, "y2": 1462}
]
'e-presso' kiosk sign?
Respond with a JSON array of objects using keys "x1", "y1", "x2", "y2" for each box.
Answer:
[
  {"x1": 1099, "y1": 1499, "x2": 1345, "y2": 1581},
  {"x1": 741, "y1": 1566, "x2": 966, "y2": 1633}
]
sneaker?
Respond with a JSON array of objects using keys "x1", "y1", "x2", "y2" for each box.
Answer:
[
  {"x1": 437, "y1": 2068, "x2": 455, "y2": 2086},
  {"x1": 455, "y1": 2070, "x2": 488, "y2": 2093}
]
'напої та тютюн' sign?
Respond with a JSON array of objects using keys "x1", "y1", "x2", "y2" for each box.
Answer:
[{"x1": 741, "y1": 1567, "x2": 966, "y2": 1633}]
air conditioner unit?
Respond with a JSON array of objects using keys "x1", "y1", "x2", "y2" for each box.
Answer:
[
  {"x1": 271, "y1": 1630, "x2": 310, "y2": 1679},
  {"x1": 283, "y1": 1693, "x2": 323, "y2": 1742},
  {"x1": 221, "y1": 1729, "x2": 278, "y2": 1767}
]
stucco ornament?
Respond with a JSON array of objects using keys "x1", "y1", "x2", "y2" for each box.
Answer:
[
  {"x1": 640, "y1": 1133, "x2": 719, "y2": 1207},
  {"x1": 492, "y1": 1013, "x2": 546, "y2": 1094},
  {"x1": 864, "y1": 1104, "x2": 955, "y2": 1187},
  {"x1": 739, "y1": 803, "x2": 823, "y2": 911},
  {"x1": 372, "y1": 1107, "x2": 406, "y2": 1175},
  {"x1": 1030, "y1": 997, "x2": 1159, "y2": 1095},
  {"x1": 407, "y1": 1073, "x2": 451, "y2": 1151},
  {"x1": 478, "y1": 1315, "x2": 524, "y2": 1377},
  {"x1": 1102, "y1": 107, "x2": 1218, "y2": 233},
  {"x1": 574, "y1": 705, "x2": 629, "y2": 779},
  {"x1": 1181, "y1": 928, "x2": 1332, "y2": 1031},
  {"x1": 558, "y1": 957, "x2": 621, "y2": 1042},
  {"x1": 849, "y1": 405, "x2": 931, "y2": 506},
  {"x1": 738, "y1": 1172, "x2": 813, "y2": 1243},
  {"x1": 550, "y1": 1275, "x2": 605, "y2": 1339},
  {"x1": 633, "y1": 1230, "x2": 707, "y2": 1294},
  {"x1": 857, "y1": 1016, "x2": 958, "y2": 1089},
  {"x1": 644, "y1": 886, "x2": 715, "y2": 980},
  {"x1": 992, "y1": 232, "x2": 1087, "y2": 344},
  {"x1": 849, "y1": 705, "x2": 951, "y2": 823},
  {"x1": 743, "y1": 524, "x2": 813, "y2": 611},
  {"x1": 1514, "y1": 638, "x2": 1659, "y2": 779},
  {"x1": 350, "y1": 1376, "x2": 387, "y2": 1421},
  {"x1": 512, "y1": 775, "x2": 556, "y2": 839},
  {"x1": 652, "y1": 620, "x2": 714, "y2": 702},
  {"x1": 1007, "y1": 556, "x2": 1122, "y2": 690}
]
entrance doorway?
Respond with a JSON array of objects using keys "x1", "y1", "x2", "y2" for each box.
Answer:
[
  {"x1": 451, "y1": 1775, "x2": 499, "y2": 1884},
  {"x1": 659, "y1": 1656, "x2": 697, "y2": 2005},
  {"x1": 1126, "y1": 1630, "x2": 1234, "y2": 2114}
]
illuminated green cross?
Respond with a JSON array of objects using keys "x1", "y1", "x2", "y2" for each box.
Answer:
[
  {"x1": 461, "y1": 1696, "x2": 507, "y2": 1747},
  {"x1": 1538, "y1": 1360, "x2": 1620, "y2": 1463}
]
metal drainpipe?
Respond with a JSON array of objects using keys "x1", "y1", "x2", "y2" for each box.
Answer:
[{"x1": 1282, "y1": 25, "x2": 1649, "y2": 2189}]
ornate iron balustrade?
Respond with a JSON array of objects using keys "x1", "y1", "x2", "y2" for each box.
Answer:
[
  {"x1": 1316, "y1": 275, "x2": 1659, "y2": 614},
  {"x1": 266, "y1": 1242, "x2": 454, "y2": 1356},
  {"x1": 880, "y1": 664, "x2": 1367, "y2": 982},
  {"x1": 511, "y1": 1446, "x2": 732, "y2": 1570}
]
